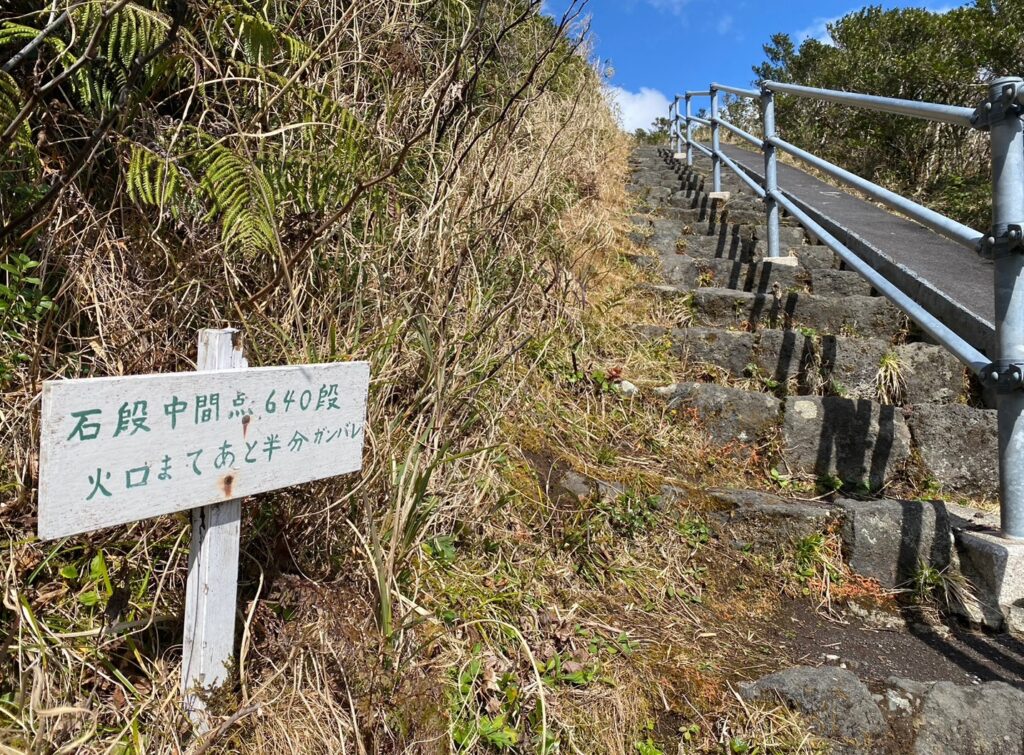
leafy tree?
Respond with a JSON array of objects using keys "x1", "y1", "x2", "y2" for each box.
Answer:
[
  {"x1": 746, "y1": 1, "x2": 1024, "y2": 228},
  {"x1": 634, "y1": 115, "x2": 672, "y2": 144}
]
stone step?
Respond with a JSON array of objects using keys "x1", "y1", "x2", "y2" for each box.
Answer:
[
  {"x1": 907, "y1": 402, "x2": 997, "y2": 498},
  {"x1": 669, "y1": 231, "x2": 836, "y2": 267},
  {"x1": 782, "y1": 394, "x2": 911, "y2": 490},
  {"x1": 658, "y1": 381, "x2": 780, "y2": 445},
  {"x1": 646, "y1": 325, "x2": 964, "y2": 405},
  {"x1": 661, "y1": 204, "x2": 802, "y2": 228},
  {"x1": 662, "y1": 256, "x2": 870, "y2": 298},
  {"x1": 674, "y1": 232, "x2": 765, "y2": 263},
  {"x1": 690, "y1": 287, "x2": 901, "y2": 339},
  {"x1": 809, "y1": 267, "x2": 874, "y2": 297},
  {"x1": 630, "y1": 173, "x2": 686, "y2": 190},
  {"x1": 654, "y1": 376, "x2": 991, "y2": 496},
  {"x1": 655, "y1": 380, "x2": 911, "y2": 490},
  {"x1": 690, "y1": 221, "x2": 808, "y2": 247},
  {"x1": 664, "y1": 256, "x2": 808, "y2": 292}
]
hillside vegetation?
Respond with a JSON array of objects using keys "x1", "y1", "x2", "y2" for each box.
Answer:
[
  {"x1": 7, "y1": 1, "x2": 1016, "y2": 753},
  {"x1": 0, "y1": 1, "x2": 665, "y2": 751},
  {"x1": 745, "y1": 0, "x2": 1024, "y2": 230}
]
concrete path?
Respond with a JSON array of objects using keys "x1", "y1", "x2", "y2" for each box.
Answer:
[{"x1": 712, "y1": 143, "x2": 997, "y2": 356}]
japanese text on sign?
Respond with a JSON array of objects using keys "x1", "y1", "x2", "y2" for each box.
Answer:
[{"x1": 38, "y1": 362, "x2": 369, "y2": 539}]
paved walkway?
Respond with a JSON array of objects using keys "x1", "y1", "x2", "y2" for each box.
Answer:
[{"x1": 715, "y1": 143, "x2": 996, "y2": 355}]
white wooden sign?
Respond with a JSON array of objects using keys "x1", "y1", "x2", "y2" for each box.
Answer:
[
  {"x1": 38, "y1": 358, "x2": 369, "y2": 540},
  {"x1": 37, "y1": 329, "x2": 370, "y2": 725}
]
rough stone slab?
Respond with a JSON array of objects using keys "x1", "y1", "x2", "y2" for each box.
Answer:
[
  {"x1": 782, "y1": 396, "x2": 912, "y2": 489},
  {"x1": 691, "y1": 257, "x2": 806, "y2": 294},
  {"x1": 740, "y1": 666, "x2": 888, "y2": 753},
  {"x1": 691, "y1": 288, "x2": 900, "y2": 338},
  {"x1": 667, "y1": 193, "x2": 700, "y2": 209},
  {"x1": 659, "y1": 207, "x2": 706, "y2": 223},
  {"x1": 810, "y1": 268, "x2": 873, "y2": 297},
  {"x1": 950, "y1": 517, "x2": 1024, "y2": 632},
  {"x1": 789, "y1": 293, "x2": 900, "y2": 339},
  {"x1": 754, "y1": 329, "x2": 826, "y2": 384},
  {"x1": 708, "y1": 488, "x2": 833, "y2": 538},
  {"x1": 793, "y1": 245, "x2": 838, "y2": 270},
  {"x1": 660, "y1": 256, "x2": 700, "y2": 287},
  {"x1": 896, "y1": 342, "x2": 966, "y2": 406},
  {"x1": 658, "y1": 382, "x2": 780, "y2": 443},
  {"x1": 624, "y1": 253, "x2": 657, "y2": 270},
  {"x1": 837, "y1": 498, "x2": 951, "y2": 588},
  {"x1": 907, "y1": 403, "x2": 997, "y2": 498},
  {"x1": 674, "y1": 233, "x2": 764, "y2": 263},
  {"x1": 882, "y1": 677, "x2": 1024, "y2": 754},
  {"x1": 642, "y1": 186, "x2": 672, "y2": 202},
  {"x1": 662, "y1": 327, "x2": 955, "y2": 407},
  {"x1": 813, "y1": 335, "x2": 890, "y2": 400},
  {"x1": 728, "y1": 223, "x2": 808, "y2": 247},
  {"x1": 668, "y1": 326, "x2": 757, "y2": 377}
]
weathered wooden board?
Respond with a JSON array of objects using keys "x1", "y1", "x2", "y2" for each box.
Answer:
[{"x1": 38, "y1": 361, "x2": 370, "y2": 539}]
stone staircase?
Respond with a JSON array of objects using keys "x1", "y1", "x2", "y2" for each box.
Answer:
[
  {"x1": 625, "y1": 145, "x2": 1024, "y2": 755},
  {"x1": 627, "y1": 146, "x2": 998, "y2": 500}
]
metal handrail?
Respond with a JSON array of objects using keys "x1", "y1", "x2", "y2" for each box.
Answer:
[
  {"x1": 670, "y1": 77, "x2": 1024, "y2": 539},
  {"x1": 719, "y1": 152, "x2": 766, "y2": 197},
  {"x1": 764, "y1": 80, "x2": 976, "y2": 127},
  {"x1": 772, "y1": 189, "x2": 988, "y2": 373},
  {"x1": 712, "y1": 83, "x2": 759, "y2": 99},
  {"x1": 768, "y1": 135, "x2": 985, "y2": 252},
  {"x1": 714, "y1": 117, "x2": 761, "y2": 148},
  {"x1": 690, "y1": 141, "x2": 713, "y2": 159}
]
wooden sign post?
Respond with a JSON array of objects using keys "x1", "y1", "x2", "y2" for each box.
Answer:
[
  {"x1": 183, "y1": 329, "x2": 247, "y2": 717},
  {"x1": 37, "y1": 328, "x2": 370, "y2": 723}
]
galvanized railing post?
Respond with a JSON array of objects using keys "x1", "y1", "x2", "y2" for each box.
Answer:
[
  {"x1": 672, "y1": 94, "x2": 681, "y2": 154},
  {"x1": 761, "y1": 86, "x2": 781, "y2": 258},
  {"x1": 684, "y1": 94, "x2": 693, "y2": 167},
  {"x1": 986, "y1": 76, "x2": 1024, "y2": 540},
  {"x1": 710, "y1": 85, "x2": 721, "y2": 192}
]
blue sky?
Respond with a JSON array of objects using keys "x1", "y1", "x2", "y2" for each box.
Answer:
[{"x1": 543, "y1": 0, "x2": 967, "y2": 131}]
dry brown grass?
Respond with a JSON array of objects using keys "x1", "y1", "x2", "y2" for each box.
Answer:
[{"x1": 0, "y1": 5, "x2": 843, "y2": 752}]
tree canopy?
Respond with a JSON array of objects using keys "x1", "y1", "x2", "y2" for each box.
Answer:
[{"x1": 748, "y1": 1, "x2": 1024, "y2": 228}]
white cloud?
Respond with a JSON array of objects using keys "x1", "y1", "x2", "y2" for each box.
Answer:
[
  {"x1": 796, "y1": 3, "x2": 964, "y2": 46},
  {"x1": 717, "y1": 15, "x2": 734, "y2": 35},
  {"x1": 607, "y1": 85, "x2": 672, "y2": 133},
  {"x1": 794, "y1": 14, "x2": 841, "y2": 45}
]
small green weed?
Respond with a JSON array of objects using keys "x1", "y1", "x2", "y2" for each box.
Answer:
[
  {"x1": 793, "y1": 533, "x2": 842, "y2": 586},
  {"x1": 600, "y1": 491, "x2": 662, "y2": 538},
  {"x1": 450, "y1": 651, "x2": 522, "y2": 752},
  {"x1": 678, "y1": 516, "x2": 711, "y2": 548},
  {"x1": 797, "y1": 325, "x2": 818, "y2": 339},
  {"x1": 424, "y1": 535, "x2": 458, "y2": 566},
  {"x1": 634, "y1": 737, "x2": 665, "y2": 755}
]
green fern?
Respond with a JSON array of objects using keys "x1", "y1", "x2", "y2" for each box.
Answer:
[
  {"x1": 126, "y1": 143, "x2": 183, "y2": 213},
  {"x1": 197, "y1": 141, "x2": 280, "y2": 257},
  {"x1": 0, "y1": 70, "x2": 32, "y2": 152},
  {"x1": 69, "y1": 2, "x2": 173, "y2": 111},
  {"x1": 217, "y1": 9, "x2": 311, "y2": 65}
]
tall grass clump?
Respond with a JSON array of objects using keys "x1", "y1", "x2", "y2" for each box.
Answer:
[{"x1": 0, "y1": 0, "x2": 630, "y2": 750}]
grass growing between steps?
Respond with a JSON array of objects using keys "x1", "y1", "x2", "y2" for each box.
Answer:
[{"x1": 408, "y1": 194, "x2": 841, "y2": 752}]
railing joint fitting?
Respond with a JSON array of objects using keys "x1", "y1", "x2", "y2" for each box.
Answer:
[
  {"x1": 980, "y1": 224, "x2": 1024, "y2": 258},
  {"x1": 971, "y1": 80, "x2": 1024, "y2": 131},
  {"x1": 983, "y1": 363, "x2": 1024, "y2": 390}
]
